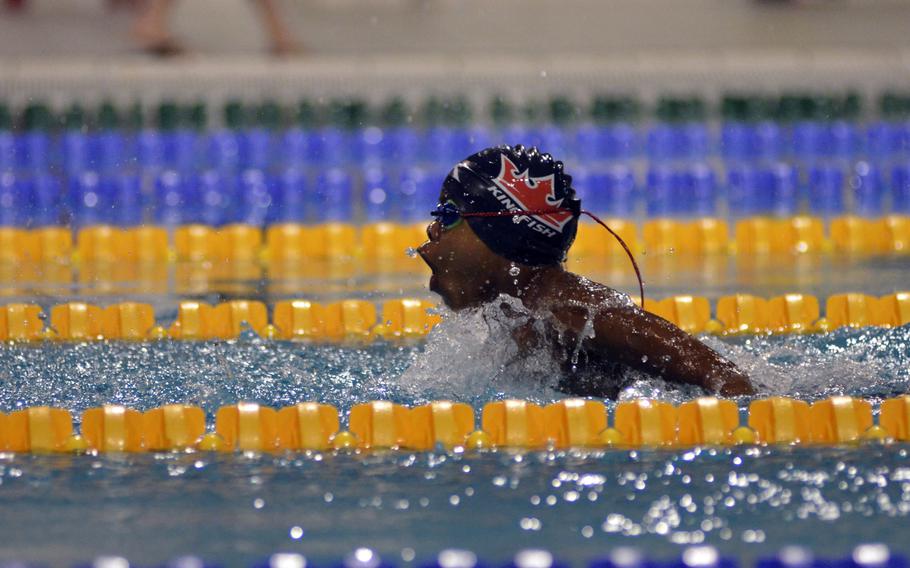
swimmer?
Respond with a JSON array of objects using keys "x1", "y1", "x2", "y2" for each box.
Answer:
[{"x1": 416, "y1": 145, "x2": 755, "y2": 398}]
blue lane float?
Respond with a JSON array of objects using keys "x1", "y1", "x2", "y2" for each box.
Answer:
[{"x1": 49, "y1": 545, "x2": 910, "y2": 568}]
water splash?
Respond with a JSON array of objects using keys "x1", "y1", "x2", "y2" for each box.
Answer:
[
  {"x1": 397, "y1": 297, "x2": 565, "y2": 404},
  {"x1": 706, "y1": 326, "x2": 910, "y2": 403}
]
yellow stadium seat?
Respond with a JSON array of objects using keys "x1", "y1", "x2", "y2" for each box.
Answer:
[
  {"x1": 642, "y1": 219, "x2": 681, "y2": 255},
  {"x1": 481, "y1": 400, "x2": 547, "y2": 449},
  {"x1": 0, "y1": 304, "x2": 43, "y2": 341},
  {"x1": 767, "y1": 294, "x2": 820, "y2": 333},
  {"x1": 677, "y1": 397, "x2": 740, "y2": 445},
  {"x1": 324, "y1": 300, "x2": 376, "y2": 342},
  {"x1": 776, "y1": 216, "x2": 825, "y2": 254},
  {"x1": 6, "y1": 407, "x2": 73, "y2": 452},
  {"x1": 277, "y1": 402, "x2": 340, "y2": 451},
  {"x1": 215, "y1": 224, "x2": 261, "y2": 262},
  {"x1": 375, "y1": 299, "x2": 441, "y2": 341},
  {"x1": 571, "y1": 219, "x2": 638, "y2": 257},
  {"x1": 211, "y1": 300, "x2": 268, "y2": 339},
  {"x1": 174, "y1": 224, "x2": 217, "y2": 262},
  {"x1": 408, "y1": 401, "x2": 475, "y2": 450},
  {"x1": 29, "y1": 227, "x2": 73, "y2": 262},
  {"x1": 77, "y1": 225, "x2": 127, "y2": 262},
  {"x1": 748, "y1": 397, "x2": 811, "y2": 444},
  {"x1": 716, "y1": 294, "x2": 769, "y2": 334},
  {"x1": 613, "y1": 399, "x2": 677, "y2": 446},
  {"x1": 542, "y1": 399, "x2": 608, "y2": 448},
  {"x1": 361, "y1": 222, "x2": 411, "y2": 259},
  {"x1": 830, "y1": 216, "x2": 886, "y2": 255},
  {"x1": 809, "y1": 396, "x2": 873, "y2": 443},
  {"x1": 826, "y1": 293, "x2": 878, "y2": 329},
  {"x1": 81, "y1": 405, "x2": 144, "y2": 452},
  {"x1": 306, "y1": 223, "x2": 358, "y2": 259},
  {"x1": 881, "y1": 215, "x2": 910, "y2": 253},
  {"x1": 640, "y1": 297, "x2": 666, "y2": 317},
  {"x1": 685, "y1": 218, "x2": 729, "y2": 255},
  {"x1": 0, "y1": 227, "x2": 31, "y2": 262},
  {"x1": 50, "y1": 302, "x2": 104, "y2": 340},
  {"x1": 876, "y1": 292, "x2": 910, "y2": 327},
  {"x1": 404, "y1": 222, "x2": 429, "y2": 247},
  {"x1": 123, "y1": 226, "x2": 170, "y2": 262},
  {"x1": 101, "y1": 302, "x2": 156, "y2": 340},
  {"x1": 265, "y1": 223, "x2": 309, "y2": 261},
  {"x1": 734, "y1": 217, "x2": 776, "y2": 255},
  {"x1": 349, "y1": 401, "x2": 410, "y2": 449},
  {"x1": 215, "y1": 402, "x2": 279, "y2": 452},
  {"x1": 272, "y1": 300, "x2": 327, "y2": 341},
  {"x1": 142, "y1": 404, "x2": 206, "y2": 451}
]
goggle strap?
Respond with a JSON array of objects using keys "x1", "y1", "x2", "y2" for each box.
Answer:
[{"x1": 461, "y1": 208, "x2": 645, "y2": 308}]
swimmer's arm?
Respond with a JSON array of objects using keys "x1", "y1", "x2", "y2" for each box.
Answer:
[{"x1": 590, "y1": 307, "x2": 755, "y2": 396}]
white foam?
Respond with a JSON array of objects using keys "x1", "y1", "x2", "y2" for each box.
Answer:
[{"x1": 397, "y1": 295, "x2": 563, "y2": 401}]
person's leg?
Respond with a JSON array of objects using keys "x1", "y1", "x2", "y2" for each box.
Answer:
[
  {"x1": 132, "y1": 0, "x2": 185, "y2": 56},
  {"x1": 4, "y1": 0, "x2": 26, "y2": 13},
  {"x1": 252, "y1": 0, "x2": 300, "y2": 55}
]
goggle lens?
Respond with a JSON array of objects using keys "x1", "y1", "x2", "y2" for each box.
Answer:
[{"x1": 430, "y1": 201, "x2": 463, "y2": 230}]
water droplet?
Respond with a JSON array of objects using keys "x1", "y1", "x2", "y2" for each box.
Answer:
[
  {"x1": 641, "y1": 355, "x2": 649, "y2": 363},
  {"x1": 405, "y1": 247, "x2": 417, "y2": 258},
  {"x1": 509, "y1": 265, "x2": 521, "y2": 277}
]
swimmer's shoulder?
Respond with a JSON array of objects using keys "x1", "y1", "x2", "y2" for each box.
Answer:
[
  {"x1": 543, "y1": 270, "x2": 636, "y2": 311},
  {"x1": 521, "y1": 271, "x2": 635, "y2": 336}
]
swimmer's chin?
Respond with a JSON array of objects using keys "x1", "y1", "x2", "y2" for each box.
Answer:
[
  {"x1": 428, "y1": 274, "x2": 449, "y2": 305},
  {"x1": 428, "y1": 278, "x2": 468, "y2": 312}
]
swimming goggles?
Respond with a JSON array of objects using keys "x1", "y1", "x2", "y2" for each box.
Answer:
[{"x1": 430, "y1": 200, "x2": 463, "y2": 230}]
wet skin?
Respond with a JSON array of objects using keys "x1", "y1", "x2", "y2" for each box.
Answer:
[{"x1": 416, "y1": 218, "x2": 756, "y2": 398}]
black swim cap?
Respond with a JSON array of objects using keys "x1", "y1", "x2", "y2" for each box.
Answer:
[{"x1": 441, "y1": 145, "x2": 581, "y2": 266}]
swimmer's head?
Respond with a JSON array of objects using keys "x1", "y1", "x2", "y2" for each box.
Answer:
[
  {"x1": 443, "y1": 145, "x2": 581, "y2": 265},
  {"x1": 417, "y1": 145, "x2": 581, "y2": 310}
]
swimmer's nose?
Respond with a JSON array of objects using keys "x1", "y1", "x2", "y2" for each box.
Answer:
[
  {"x1": 416, "y1": 237, "x2": 432, "y2": 265},
  {"x1": 426, "y1": 219, "x2": 442, "y2": 242}
]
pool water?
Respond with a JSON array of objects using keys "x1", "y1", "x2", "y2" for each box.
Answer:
[
  {"x1": 2, "y1": 444, "x2": 908, "y2": 566},
  {"x1": 0, "y1": 305, "x2": 909, "y2": 566}
]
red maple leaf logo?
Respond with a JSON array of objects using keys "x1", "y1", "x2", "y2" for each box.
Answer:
[{"x1": 491, "y1": 154, "x2": 573, "y2": 232}]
